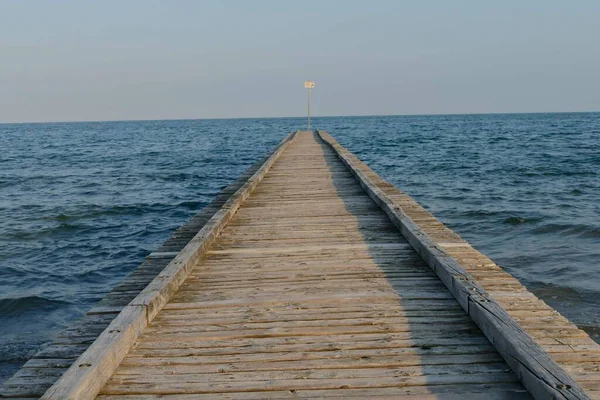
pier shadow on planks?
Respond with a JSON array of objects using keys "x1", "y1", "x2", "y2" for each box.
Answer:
[{"x1": 312, "y1": 132, "x2": 531, "y2": 398}]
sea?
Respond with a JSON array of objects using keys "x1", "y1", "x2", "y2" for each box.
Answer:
[{"x1": 1, "y1": 113, "x2": 599, "y2": 383}]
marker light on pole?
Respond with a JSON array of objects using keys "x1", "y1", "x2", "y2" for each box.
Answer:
[{"x1": 304, "y1": 81, "x2": 315, "y2": 130}]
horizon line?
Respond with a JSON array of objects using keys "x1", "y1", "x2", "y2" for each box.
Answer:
[{"x1": 1, "y1": 110, "x2": 598, "y2": 125}]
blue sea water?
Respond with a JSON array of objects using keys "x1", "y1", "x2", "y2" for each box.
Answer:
[{"x1": 1, "y1": 113, "x2": 599, "y2": 383}]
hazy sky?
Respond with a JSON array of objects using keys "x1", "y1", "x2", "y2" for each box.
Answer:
[{"x1": 1, "y1": 1, "x2": 599, "y2": 122}]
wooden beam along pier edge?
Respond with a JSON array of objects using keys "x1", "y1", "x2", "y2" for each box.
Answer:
[{"x1": 0, "y1": 130, "x2": 598, "y2": 400}]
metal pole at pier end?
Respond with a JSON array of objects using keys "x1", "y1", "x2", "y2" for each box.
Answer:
[{"x1": 304, "y1": 81, "x2": 314, "y2": 130}]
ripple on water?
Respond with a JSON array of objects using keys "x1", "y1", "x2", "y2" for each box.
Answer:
[
  {"x1": 503, "y1": 216, "x2": 544, "y2": 225},
  {"x1": 0, "y1": 296, "x2": 68, "y2": 318},
  {"x1": 530, "y1": 223, "x2": 600, "y2": 238}
]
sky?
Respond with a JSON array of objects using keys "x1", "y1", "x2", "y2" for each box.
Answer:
[{"x1": 1, "y1": 0, "x2": 599, "y2": 123}]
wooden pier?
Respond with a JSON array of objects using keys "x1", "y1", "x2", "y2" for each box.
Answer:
[{"x1": 2, "y1": 131, "x2": 600, "y2": 399}]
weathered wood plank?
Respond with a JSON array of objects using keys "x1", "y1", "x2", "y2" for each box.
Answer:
[
  {"x1": 99, "y1": 373, "x2": 522, "y2": 395},
  {"x1": 95, "y1": 384, "x2": 531, "y2": 399}
]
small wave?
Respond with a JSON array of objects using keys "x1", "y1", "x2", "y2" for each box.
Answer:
[
  {"x1": 531, "y1": 223, "x2": 600, "y2": 238},
  {"x1": 488, "y1": 136, "x2": 510, "y2": 143},
  {"x1": 145, "y1": 172, "x2": 198, "y2": 182},
  {"x1": 54, "y1": 214, "x2": 72, "y2": 222},
  {"x1": 6, "y1": 222, "x2": 81, "y2": 240},
  {"x1": 533, "y1": 284, "x2": 581, "y2": 298},
  {"x1": 0, "y1": 179, "x2": 14, "y2": 189},
  {"x1": 455, "y1": 209, "x2": 510, "y2": 220},
  {"x1": 58, "y1": 223, "x2": 78, "y2": 230},
  {"x1": 176, "y1": 200, "x2": 204, "y2": 210},
  {"x1": 43, "y1": 204, "x2": 171, "y2": 223},
  {"x1": 544, "y1": 170, "x2": 596, "y2": 177},
  {"x1": 503, "y1": 216, "x2": 542, "y2": 225},
  {"x1": 0, "y1": 296, "x2": 68, "y2": 317}
]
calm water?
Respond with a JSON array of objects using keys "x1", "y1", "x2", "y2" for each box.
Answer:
[{"x1": 1, "y1": 113, "x2": 599, "y2": 382}]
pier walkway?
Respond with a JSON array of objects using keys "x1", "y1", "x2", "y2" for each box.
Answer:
[
  {"x1": 2, "y1": 131, "x2": 600, "y2": 399},
  {"x1": 95, "y1": 131, "x2": 528, "y2": 399}
]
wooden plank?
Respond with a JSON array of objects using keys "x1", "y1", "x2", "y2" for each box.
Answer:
[
  {"x1": 128, "y1": 336, "x2": 493, "y2": 356},
  {"x1": 119, "y1": 345, "x2": 499, "y2": 366},
  {"x1": 95, "y1": 384, "x2": 531, "y2": 399},
  {"x1": 108, "y1": 363, "x2": 514, "y2": 383},
  {"x1": 98, "y1": 373, "x2": 522, "y2": 395}
]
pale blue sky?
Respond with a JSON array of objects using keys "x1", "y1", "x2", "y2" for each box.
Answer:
[{"x1": 1, "y1": 1, "x2": 599, "y2": 122}]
